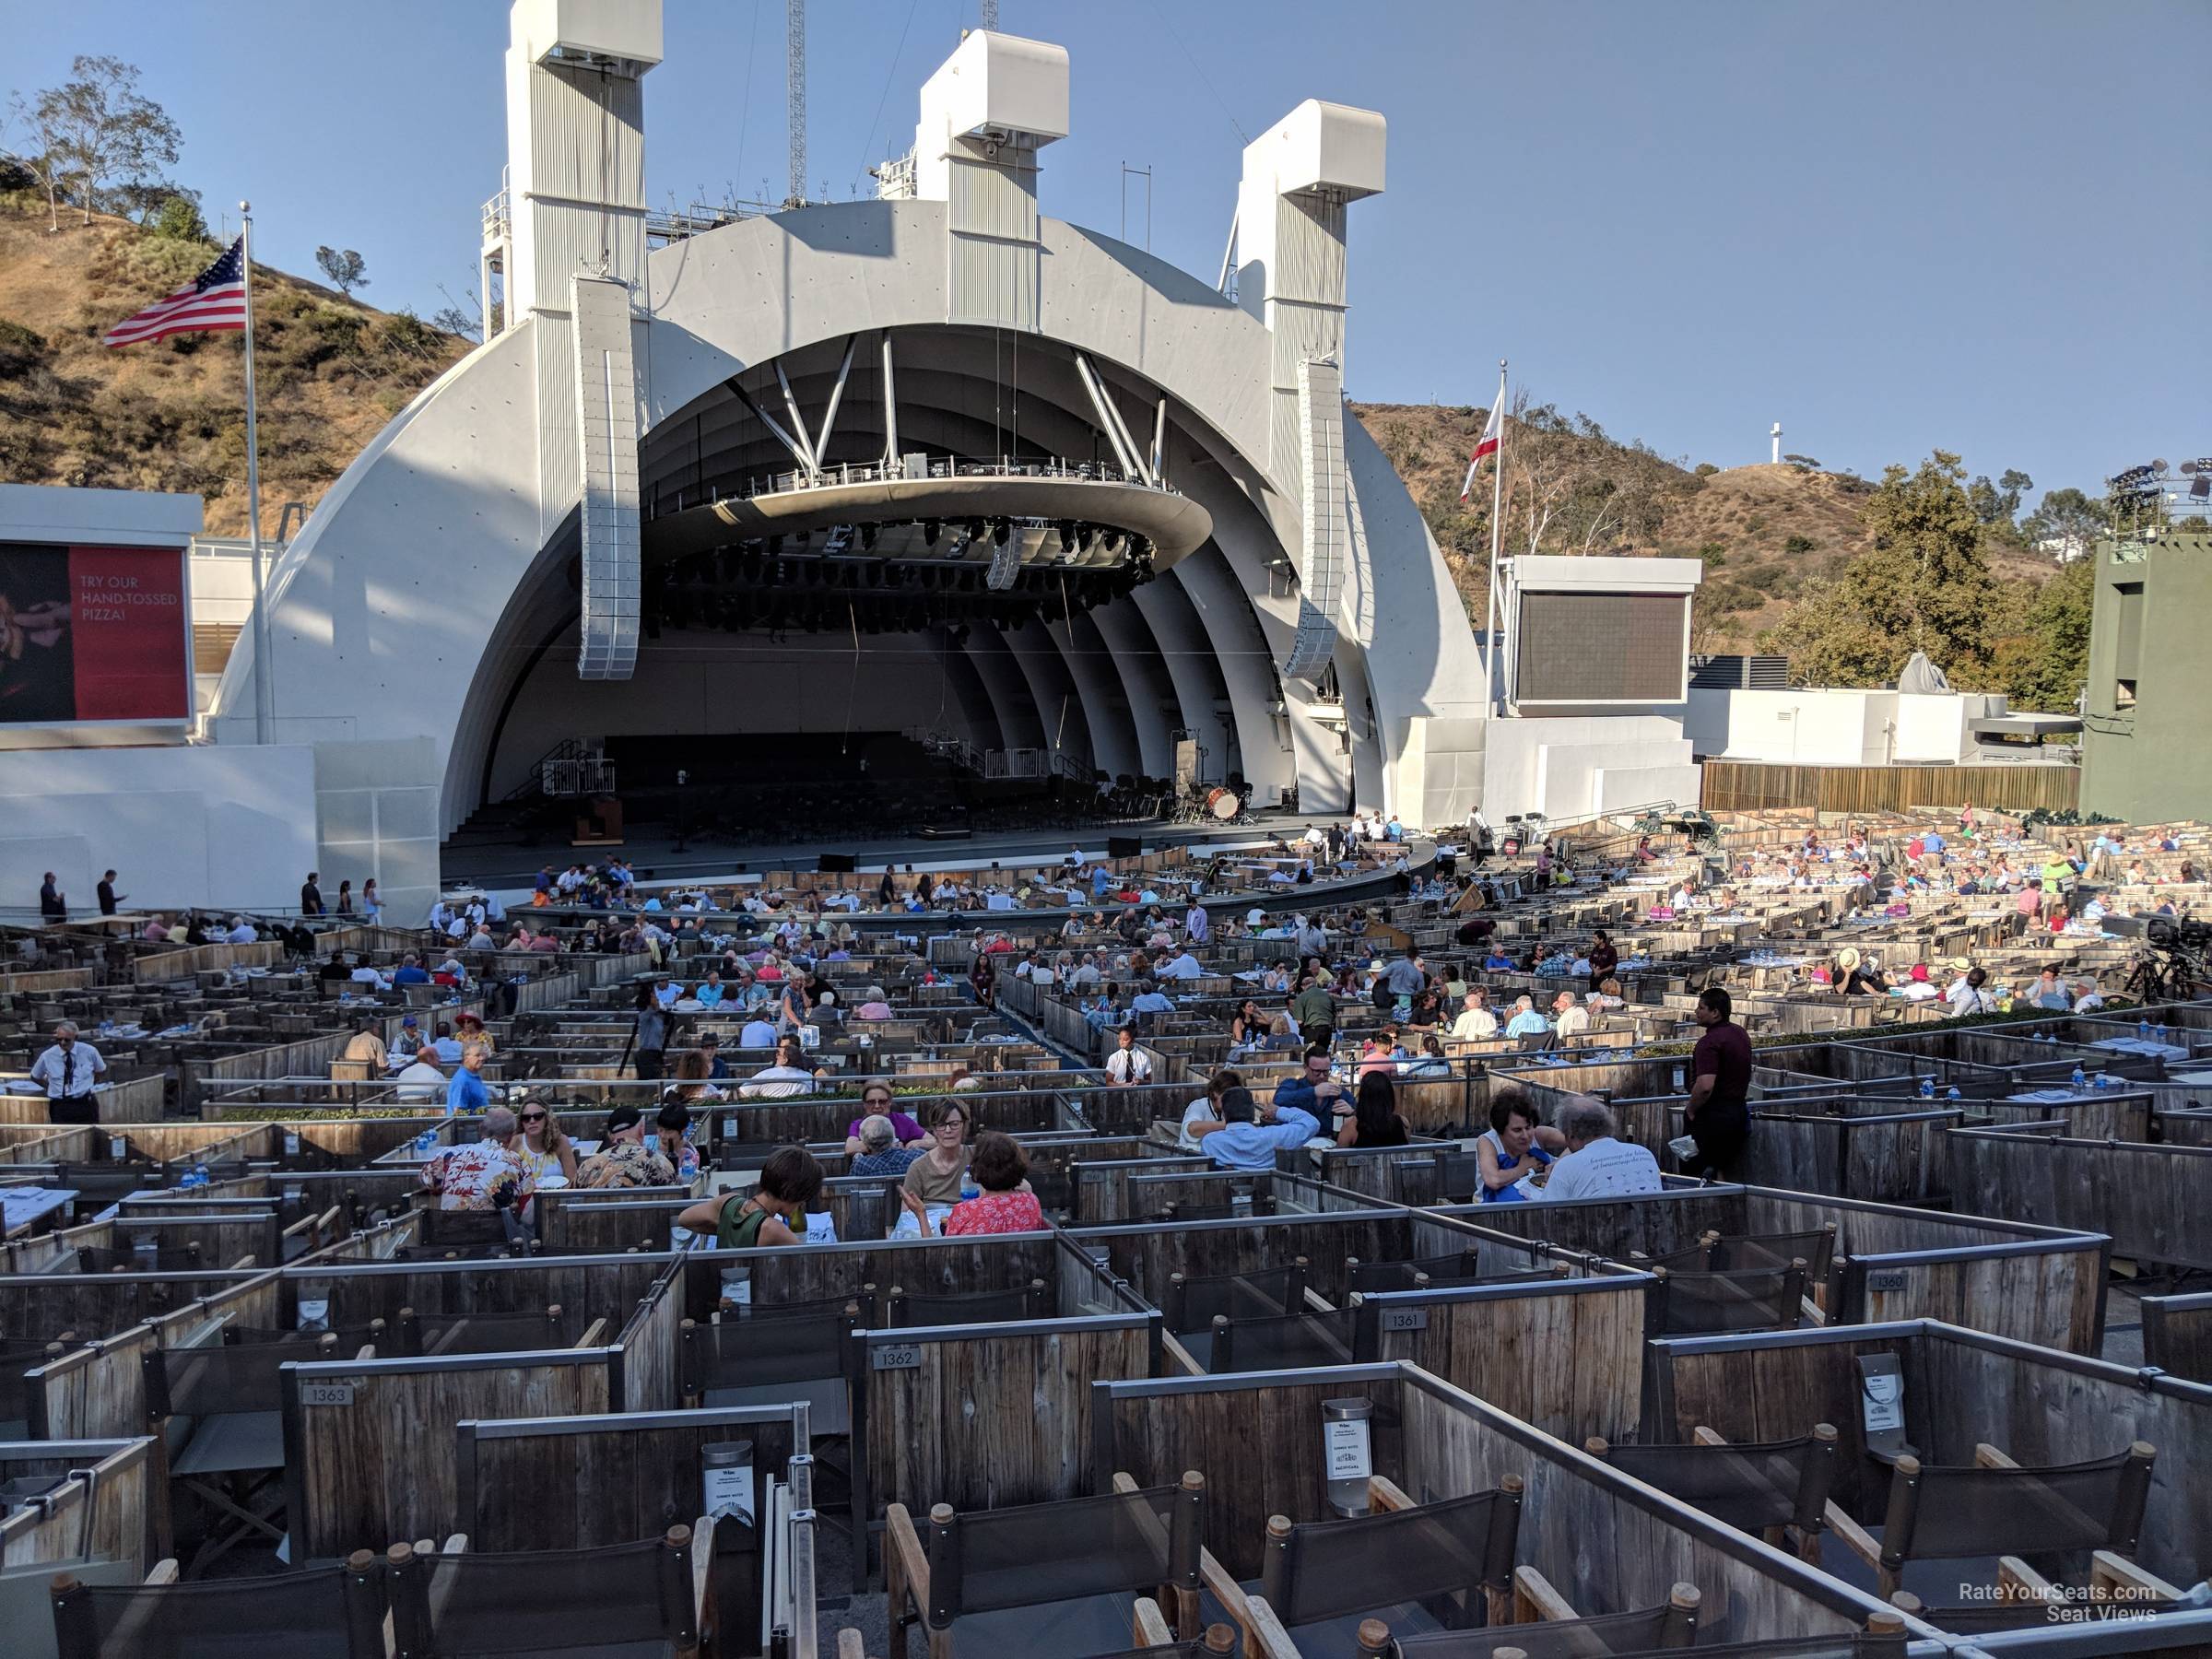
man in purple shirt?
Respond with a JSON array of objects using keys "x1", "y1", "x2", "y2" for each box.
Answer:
[{"x1": 1686, "y1": 986, "x2": 1752, "y2": 1178}]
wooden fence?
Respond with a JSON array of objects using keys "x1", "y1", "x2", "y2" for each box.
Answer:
[{"x1": 1700, "y1": 759, "x2": 2079, "y2": 815}]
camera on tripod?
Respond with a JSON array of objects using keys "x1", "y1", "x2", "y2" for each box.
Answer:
[{"x1": 2147, "y1": 916, "x2": 2212, "y2": 950}]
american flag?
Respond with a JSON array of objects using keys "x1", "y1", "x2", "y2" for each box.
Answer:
[{"x1": 102, "y1": 237, "x2": 249, "y2": 347}]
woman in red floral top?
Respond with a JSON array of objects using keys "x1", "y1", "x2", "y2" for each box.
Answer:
[{"x1": 899, "y1": 1131, "x2": 1043, "y2": 1236}]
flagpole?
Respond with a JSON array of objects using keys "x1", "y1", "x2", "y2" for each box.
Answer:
[
  {"x1": 239, "y1": 201, "x2": 272, "y2": 745},
  {"x1": 1483, "y1": 358, "x2": 1506, "y2": 719}
]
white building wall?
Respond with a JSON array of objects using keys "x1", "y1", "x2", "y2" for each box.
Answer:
[
  {"x1": 1479, "y1": 716, "x2": 1699, "y2": 822},
  {"x1": 0, "y1": 745, "x2": 316, "y2": 916},
  {"x1": 1686, "y1": 687, "x2": 2012, "y2": 767}
]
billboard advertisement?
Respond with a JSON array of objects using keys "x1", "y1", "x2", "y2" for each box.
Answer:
[{"x1": 0, "y1": 542, "x2": 192, "y2": 725}]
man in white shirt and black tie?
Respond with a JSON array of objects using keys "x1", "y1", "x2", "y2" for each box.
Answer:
[
  {"x1": 1104, "y1": 1026, "x2": 1154, "y2": 1085},
  {"x1": 29, "y1": 1022, "x2": 108, "y2": 1124}
]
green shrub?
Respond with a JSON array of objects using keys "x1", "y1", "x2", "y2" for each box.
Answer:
[
  {"x1": 147, "y1": 194, "x2": 210, "y2": 244},
  {"x1": 1783, "y1": 534, "x2": 1817, "y2": 555},
  {"x1": 1696, "y1": 543, "x2": 1727, "y2": 569},
  {"x1": 1694, "y1": 462, "x2": 1719, "y2": 477},
  {"x1": 0, "y1": 316, "x2": 49, "y2": 380},
  {"x1": 1744, "y1": 513, "x2": 1768, "y2": 535}
]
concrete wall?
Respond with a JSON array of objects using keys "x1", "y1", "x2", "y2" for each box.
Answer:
[
  {"x1": 0, "y1": 744, "x2": 316, "y2": 918},
  {"x1": 1478, "y1": 715, "x2": 1699, "y2": 822},
  {"x1": 1688, "y1": 687, "x2": 2013, "y2": 767},
  {"x1": 2081, "y1": 531, "x2": 2212, "y2": 821}
]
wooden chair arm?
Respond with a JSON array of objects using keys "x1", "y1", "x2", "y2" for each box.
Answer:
[
  {"x1": 1511, "y1": 1563, "x2": 1578, "y2": 1622},
  {"x1": 2091, "y1": 1550, "x2": 2186, "y2": 1604},
  {"x1": 1974, "y1": 1441, "x2": 2019, "y2": 1470},
  {"x1": 1824, "y1": 1500, "x2": 1883, "y2": 1572},
  {"x1": 884, "y1": 1502, "x2": 931, "y2": 1626},
  {"x1": 1997, "y1": 1556, "x2": 2059, "y2": 1607},
  {"x1": 1366, "y1": 1475, "x2": 1418, "y2": 1513},
  {"x1": 1799, "y1": 1294, "x2": 1826, "y2": 1326},
  {"x1": 836, "y1": 1632, "x2": 868, "y2": 1659},
  {"x1": 1236, "y1": 1592, "x2": 1302, "y2": 1659},
  {"x1": 1135, "y1": 1595, "x2": 1176, "y2": 1647},
  {"x1": 142, "y1": 1559, "x2": 180, "y2": 1585},
  {"x1": 1159, "y1": 1330, "x2": 1207, "y2": 1378},
  {"x1": 690, "y1": 1512, "x2": 714, "y2": 1638},
  {"x1": 281, "y1": 1212, "x2": 319, "y2": 1239},
  {"x1": 441, "y1": 1533, "x2": 468, "y2": 1554},
  {"x1": 574, "y1": 1316, "x2": 607, "y2": 1347},
  {"x1": 1690, "y1": 1425, "x2": 1728, "y2": 1446}
]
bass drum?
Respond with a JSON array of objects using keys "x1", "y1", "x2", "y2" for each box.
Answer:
[{"x1": 1206, "y1": 786, "x2": 1241, "y2": 821}]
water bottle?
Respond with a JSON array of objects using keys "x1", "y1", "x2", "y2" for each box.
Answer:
[
  {"x1": 1947, "y1": 1086, "x2": 1961, "y2": 1101},
  {"x1": 1918, "y1": 1077, "x2": 1935, "y2": 1100},
  {"x1": 2140, "y1": 1018, "x2": 2153, "y2": 1041},
  {"x1": 2070, "y1": 1065, "x2": 2086, "y2": 1090},
  {"x1": 192, "y1": 1161, "x2": 210, "y2": 1189},
  {"x1": 959, "y1": 1163, "x2": 980, "y2": 1204},
  {"x1": 416, "y1": 1127, "x2": 438, "y2": 1159},
  {"x1": 2095, "y1": 1073, "x2": 2112, "y2": 1092}
]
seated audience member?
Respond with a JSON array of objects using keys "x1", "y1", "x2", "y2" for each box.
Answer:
[
  {"x1": 1477, "y1": 1091, "x2": 1565, "y2": 1202},
  {"x1": 1551, "y1": 991, "x2": 1590, "y2": 1039},
  {"x1": 901, "y1": 1098, "x2": 975, "y2": 1204},
  {"x1": 946, "y1": 1064, "x2": 984, "y2": 1092},
  {"x1": 575, "y1": 1104, "x2": 678, "y2": 1189},
  {"x1": 420, "y1": 1106, "x2": 533, "y2": 1212},
  {"x1": 392, "y1": 952, "x2": 430, "y2": 986},
  {"x1": 738, "y1": 1014, "x2": 779, "y2": 1049},
  {"x1": 678, "y1": 1146, "x2": 824, "y2": 1247},
  {"x1": 1188, "y1": 1085, "x2": 1321, "y2": 1171},
  {"x1": 1272, "y1": 1047, "x2": 1348, "y2": 1121},
  {"x1": 1177, "y1": 1068, "x2": 1243, "y2": 1151},
  {"x1": 1536, "y1": 1098, "x2": 1663, "y2": 1201},
  {"x1": 901, "y1": 1131, "x2": 1044, "y2": 1236},
  {"x1": 844, "y1": 1078, "x2": 926, "y2": 1153},
  {"x1": 654, "y1": 1100, "x2": 702, "y2": 1181},
  {"x1": 850, "y1": 1113, "x2": 924, "y2": 1178},
  {"x1": 445, "y1": 1041, "x2": 491, "y2": 1115},
  {"x1": 1449, "y1": 991, "x2": 1497, "y2": 1041},
  {"x1": 1337, "y1": 1069, "x2": 1410, "y2": 1148},
  {"x1": 1104, "y1": 1025, "x2": 1154, "y2": 1085},
  {"x1": 394, "y1": 1050, "x2": 447, "y2": 1103},
  {"x1": 507, "y1": 1094, "x2": 580, "y2": 1188},
  {"x1": 739, "y1": 1036, "x2": 818, "y2": 1098},
  {"x1": 1502, "y1": 995, "x2": 1550, "y2": 1039}
]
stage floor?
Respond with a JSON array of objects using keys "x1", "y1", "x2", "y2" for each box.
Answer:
[{"x1": 441, "y1": 811, "x2": 1351, "y2": 900}]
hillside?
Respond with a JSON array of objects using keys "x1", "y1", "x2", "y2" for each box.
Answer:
[
  {"x1": 0, "y1": 193, "x2": 470, "y2": 536},
  {"x1": 1351, "y1": 400, "x2": 2053, "y2": 648}
]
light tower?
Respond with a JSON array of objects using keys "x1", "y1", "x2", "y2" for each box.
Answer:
[{"x1": 1771, "y1": 422, "x2": 1783, "y2": 465}]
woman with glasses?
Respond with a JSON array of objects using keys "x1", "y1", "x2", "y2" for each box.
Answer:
[
  {"x1": 900, "y1": 1098, "x2": 975, "y2": 1207},
  {"x1": 506, "y1": 1096, "x2": 580, "y2": 1188}
]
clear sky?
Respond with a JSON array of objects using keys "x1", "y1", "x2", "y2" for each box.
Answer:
[{"x1": 6, "y1": 0, "x2": 2205, "y2": 500}]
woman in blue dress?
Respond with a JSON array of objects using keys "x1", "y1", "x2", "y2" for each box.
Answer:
[{"x1": 1476, "y1": 1091, "x2": 1566, "y2": 1201}]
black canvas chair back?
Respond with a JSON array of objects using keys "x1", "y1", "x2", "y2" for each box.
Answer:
[
  {"x1": 922, "y1": 1481, "x2": 1203, "y2": 1630},
  {"x1": 397, "y1": 1306, "x2": 576, "y2": 1358},
  {"x1": 679, "y1": 1294, "x2": 868, "y2": 1396},
  {"x1": 1598, "y1": 1431, "x2": 1836, "y2": 1535},
  {"x1": 1709, "y1": 1227, "x2": 1836, "y2": 1281},
  {"x1": 1433, "y1": 1148, "x2": 1483, "y2": 1203},
  {"x1": 884, "y1": 1278, "x2": 1047, "y2": 1328},
  {"x1": 1392, "y1": 1597, "x2": 1698, "y2": 1654},
  {"x1": 1161, "y1": 1262, "x2": 1308, "y2": 1336},
  {"x1": 1, "y1": 1336, "x2": 68, "y2": 1431},
  {"x1": 1345, "y1": 1250, "x2": 1483, "y2": 1296},
  {"x1": 147, "y1": 1334, "x2": 348, "y2": 1420},
  {"x1": 50, "y1": 1551, "x2": 386, "y2": 1659},
  {"x1": 1261, "y1": 1488, "x2": 1522, "y2": 1630},
  {"x1": 385, "y1": 1530, "x2": 698, "y2": 1657},
  {"x1": 1209, "y1": 1308, "x2": 1362, "y2": 1373},
  {"x1": 63, "y1": 1244, "x2": 206, "y2": 1275},
  {"x1": 224, "y1": 1320, "x2": 387, "y2": 1353},
  {"x1": 1879, "y1": 1444, "x2": 2157, "y2": 1572},
  {"x1": 418, "y1": 1208, "x2": 529, "y2": 1251},
  {"x1": 1647, "y1": 1263, "x2": 1807, "y2": 1336}
]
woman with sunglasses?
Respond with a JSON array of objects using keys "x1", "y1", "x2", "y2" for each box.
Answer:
[
  {"x1": 506, "y1": 1096, "x2": 580, "y2": 1188},
  {"x1": 842, "y1": 1080, "x2": 924, "y2": 1155}
]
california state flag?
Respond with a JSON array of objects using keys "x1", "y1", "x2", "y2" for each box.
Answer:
[{"x1": 1458, "y1": 398, "x2": 1504, "y2": 501}]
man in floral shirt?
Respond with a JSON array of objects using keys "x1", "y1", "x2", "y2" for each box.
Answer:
[
  {"x1": 419, "y1": 1106, "x2": 534, "y2": 1212},
  {"x1": 575, "y1": 1104, "x2": 677, "y2": 1189}
]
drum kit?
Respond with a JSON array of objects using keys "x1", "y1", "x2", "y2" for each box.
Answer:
[{"x1": 1171, "y1": 782, "x2": 1251, "y2": 826}]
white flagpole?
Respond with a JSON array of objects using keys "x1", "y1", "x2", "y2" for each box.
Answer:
[
  {"x1": 1483, "y1": 358, "x2": 1506, "y2": 718},
  {"x1": 239, "y1": 202, "x2": 272, "y2": 745}
]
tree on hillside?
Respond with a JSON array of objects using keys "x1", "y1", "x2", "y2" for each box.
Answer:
[
  {"x1": 1765, "y1": 451, "x2": 1995, "y2": 686},
  {"x1": 15, "y1": 57, "x2": 182, "y2": 227},
  {"x1": 315, "y1": 247, "x2": 369, "y2": 298},
  {"x1": 2021, "y1": 487, "x2": 2104, "y2": 556},
  {"x1": 1782, "y1": 453, "x2": 1820, "y2": 471},
  {"x1": 1988, "y1": 556, "x2": 2092, "y2": 713}
]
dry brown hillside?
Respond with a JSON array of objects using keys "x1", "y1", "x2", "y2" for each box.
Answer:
[
  {"x1": 0, "y1": 193, "x2": 469, "y2": 535},
  {"x1": 1352, "y1": 400, "x2": 2049, "y2": 648}
]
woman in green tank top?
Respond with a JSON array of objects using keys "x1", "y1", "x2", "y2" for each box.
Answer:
[{"x1": 678, "y1": 1146, "x2": 824, "y2": 1248}]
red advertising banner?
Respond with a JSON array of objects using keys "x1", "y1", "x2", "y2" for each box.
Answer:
[{"x1": 0, "y1": 541, "x2": 191, "y2": 724}]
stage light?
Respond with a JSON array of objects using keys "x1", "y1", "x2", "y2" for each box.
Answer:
[
  {"x1": 923, "y1": 519, "x2": 941, "y2": 547},
  {"x1": 1103, "y1": 529, "x2": 1124, "y2": 555},
  {"x1": 1077, "y1": 524, "x2": 1094, "y2": 552},
  {"x1": 967, "y1": 519, "x2": 985, "y2": 543},
  {"x1": 1058, "y1": 519, "x2": 1077, "y2": 548}
]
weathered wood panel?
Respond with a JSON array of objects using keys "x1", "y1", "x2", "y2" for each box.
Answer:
[
  {"x1": 618, "y1": 1263, "x2": 687, "y2": 1413},
  {"x1": 857, "y1": 1322, "x2": 1154, "y2": 1527},
  {"x1": 680, "y1": 1234, "x2": 1060, "y2": 1317},
  {"x1": 457, "y1": 1406, "x2": 808, "y2": 1551},
  {"x1": 285, "y1": 1350, "x2": 617, "y2": 1559},
  {"x1": 1367, "y1": 1276, "x2": 1649, "y2": 1448},
  {"x1": 2142, "y1": 1291, "x2": 2212, "y2": 1384},
  {"x1": 1951, "y1": 1124, "x2": 2212, "y2": 1273},
  {"x1": 0, "y1": 1438, "x2": 157, "y2": 1576},
  {"x1": 1700, "y1": 759, "x2": 2078, "y2": 815},
  {"x1": 1072, "y1": 1211, "x2": 1416, "y2": 1306},
  {"x1": 291, "y1": 1253, "x2": 670, "y2": 1332}
]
